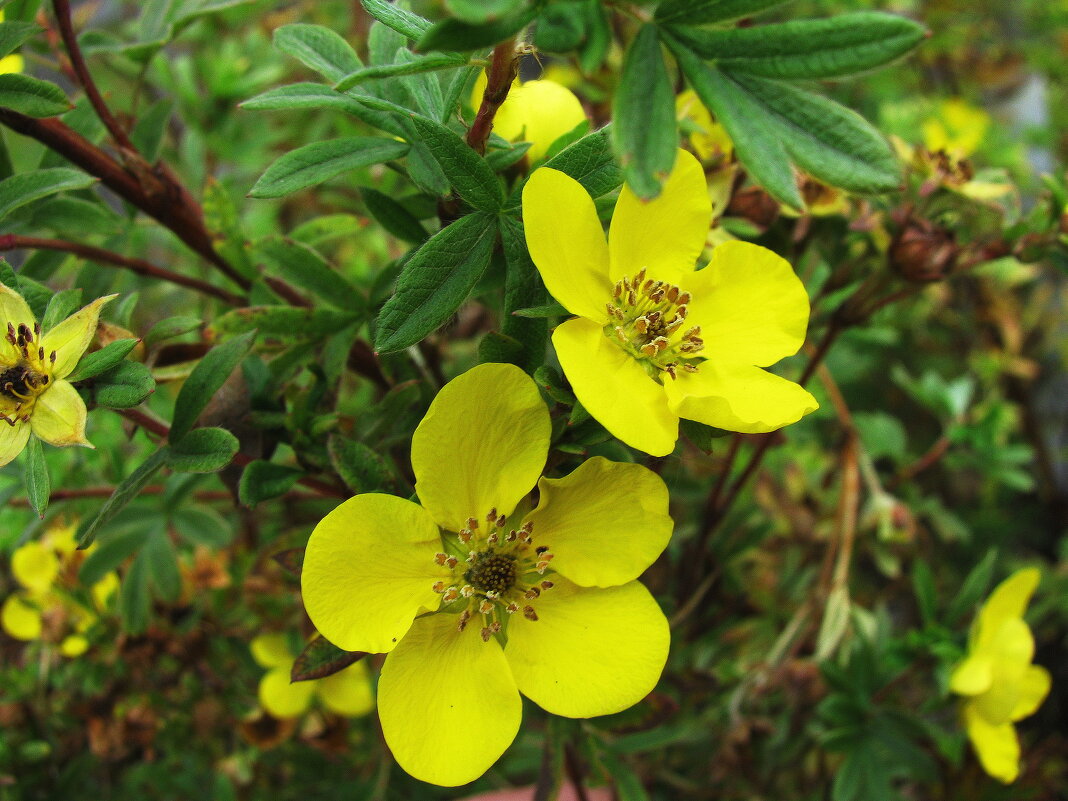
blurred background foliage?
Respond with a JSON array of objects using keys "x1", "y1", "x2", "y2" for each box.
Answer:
[{"x1": 1, "y1": 0, "x2": 1066, "y2": 799}]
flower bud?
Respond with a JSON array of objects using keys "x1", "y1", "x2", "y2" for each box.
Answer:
[{"x1": 889, "y1": 216, "x2": 958, "y2": 283}]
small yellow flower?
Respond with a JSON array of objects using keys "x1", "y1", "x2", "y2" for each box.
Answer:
[
  {"x1": 0, "y1": 284, "x2": 114, "y2": 466},
  {"x1": 0, "y1": 10, "x2": 25, "y2": 75},
  {"x1": 250, "y1": 633, "x2": 375, "y2": 720},
  {"x1": 472, "y1": 72, "x2": 587, "y2": 163},
  {"x1": 521, "y1": 148, "x2": 818, "y2": 456},
  {"x1": 1, "y1": 520, "x2": 117, "y2": 654},
  {"x1": 301, "y1": 363, "x2": 673, "y2": 786},
  {"x1": 676, "y1": 90, "x2": 733, "y2": 162},
  {"x1": 949, "y1": 567, "x2": 1051, "y2": 783},
  {"x1": 921, "y1": 98, "x2": 990, "y2": 160}
]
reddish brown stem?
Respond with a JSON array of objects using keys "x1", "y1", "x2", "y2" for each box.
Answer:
[
  {"x1": 0, "y1": 234, "x2": 244, "y2": 305},
  {"x1": 465, "y1": 42, "x2": 518, "y2": 155}
]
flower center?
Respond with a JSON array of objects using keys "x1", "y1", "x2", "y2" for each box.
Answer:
[
  {"x1": 1, "y1": 322, "x2": 55, "y2": 426},
  {"x1": 604, "y1": 268, "x2": 704, "y2": 381},
  {"x1": 430, "y1": 509, "x2": 556, "y2": 643}
]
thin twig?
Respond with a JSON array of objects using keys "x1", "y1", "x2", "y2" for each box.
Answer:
[
  {"x1": 466, "y1": 41, "x2": 519, "y2": 155},
  {"x1": 0, "y1": 235, "x2": 244, "y2": 305}
]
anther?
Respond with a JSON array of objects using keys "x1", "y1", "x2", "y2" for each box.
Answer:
[
  {"x1": 541, "y1": 581, "x2": 554, "y2": 589},
  {"x1": 524, "y1": 587, "x2": 541, "y2": 600},
  {"x1": 666, "y1": 286, "x2": 679, "y2": 303},
  {"x1": 466, "y1": 517, "x2": 480, "y2": 530},
  {"x1": 458, "y1": 611, "x2": 471, "y2": 632},
  {"x1": 442, "y1": 587, "x2": 460, "y2": 603},
  {"x1": 432, "y1": 581, "x2": 446, "y2": 593},
  {"x1": 496, "y1": 514, "x2": 506, "y2": 528},
  {"x1": 535, "y1": 546, "x2": 549, "y2": 555},
  {"x1": 506, "y1": 602, "x2": 519, "y2": 614},
  {"x1": 433, "y1": 553, "x2": 449, "y2": 566},
  {"x1": 461, "y1": 585, "x2": 474, "y2": 597},
  {"x1": 523, "y1": 606, "x2": 538, "y2": 621},
  {"x1": 479, "y1": 599, "x2": 493, "y2": 614},
  {"x1": 677, "y1": 291, "x2": 692, "y2": 305}
]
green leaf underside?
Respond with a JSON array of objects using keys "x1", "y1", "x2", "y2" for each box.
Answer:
[
  {"x1": 362, "y1": 0, "x2": 432, "y2": 41},
  {"x1": 249, "y1": 137, "x2": 409, "y2": 198},
  {"x1": 273, "y1": 24, "x2": 363, "y2": 83},
  {"x1": 375, "y1": 212, "x2": 497, "y2": 353}
]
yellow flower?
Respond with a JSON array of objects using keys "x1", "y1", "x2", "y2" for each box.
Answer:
[
  {"x1": 472, "y1": 71, "x2": 587, "y2": 163},
  {"x1": 949, "y1": 567, "x2": 1051, "y2": 783},
  {"x1": 0, "y1": 284, "x2": 114, "y2": 466},
  {"x1": 301, "y1": 362, "x2": 672, "y2": 786},
  {"x1": 921, "y1": 98, "x2": 990, "y2": 159},
  {"x1": 1, "y1": 519, "x2": 117, "y2": 654},
  {"x1": 676, "y1": 90, "x2": 733, "y2": 162},
  {"x1": 250, "y1": 633, "x2": 375, "y2": 720},
  {"x1": 0, "y1": 10, "x2": 25, "y2": 75},
  {"x1": 521, "y1": 148, "x2": 818, "y2": 456}
]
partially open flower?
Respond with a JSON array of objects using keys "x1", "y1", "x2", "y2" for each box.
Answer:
[
  {"x1": 0, "y1": 285, "x2": 114, "y2": 466},
  {"x1": 472, "y1": 72, "x2": 586, "y2": 163},
  {"x1": 522, "y1": 148, "x2": 817, "y2": 456},
  {"x1": 0, "y1": 10, "x2": 24, "y2": 75},
  {"x1": 921, "y1": 98, "x2": 990, "y2": 160},
  {"x1": 949, "y1": 568, "x2": 1051, "y2": 783},
  {"x1": 301, "y1": 363, "x2": 672, "y2": 786}
]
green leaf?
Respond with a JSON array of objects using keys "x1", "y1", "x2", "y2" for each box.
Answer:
[
  {"x1": 273, "y1": 23, "x2": 363, "y2": 83},
  {"x1": 120, "y1": 548, "x2": 152, "y2": 634},
  {"x1": 23, "y1": 435, "x2": 49, "y2": 518},
  {"x1": 446, "y1": 0, "x2": 525, "y2": 24},
  {"x1": 0, "y1": 168, "x2": 96, "y2": 221},
  {"x1": 240, "y1": 82, "x2": 376, "y2": 117},
  {"x1": 249, "y1": 136, "x2": 409, "y2": 199},
  {"x1": 291, "y1": 635, "x2": 366, "y2": 683},
  {"x1": 28, "y1": 196, "x2": 120, "y2": 239},
  {"x1": 91, "y1": 361, "x2": 156, "y2": 408},
  {"x1": 334, "y1": 52, "x2": 469, "y2": 90},
  {"x1": 499, "y1": 215, "x2": 547, "y2": 371},
  {"x1": 362, "y1": 188, "x2": 428, "y2": 243},
  {"x1": 947, "y1": 549, "x2": 998, "y2": 624},
  {"x1": 670, "y1": 43, "x2": 801, "y2": 208},
  {"x1": 79, "y1": 526, "x2": 148, "y2": 586},
  {"x1": 374, "y1": 212, "x2": 497, "y2": 353},
  {"x1": 361, "y1": 0, "x2": 431, "y2": 41},
  {"x1": 667, "y1": 13, "x2": 926, "y2": 80},
  {"x1": 416, "y1": 6, "x2": 537, "y2": 53},
  {"x1": 409, "y1": 116, "x2": 504, "y2": 211},
  {"x1": 40, "y1": 287, "x2": 83, "y2": 331},
  {"x1": 534, "y1": 1, "x2": 587, "y2": 53},
  {"x1": 328, "y1": 436, "x2": 392, "y2": 493},
  {"x1": 255, "y1": 238, "x2": 364, "y2": 310},
  {"x1": 655, "y1": 0, "x2": 794, "y2": 25},
  {"x1": 129, "y1": 98, "x2": 173, "y2": 162},
  {"x1": 209, "y1": 305, "x2": 356, "y2": 339},
  {"x1": 144, "y1": 530, "x2": 180, "y2": 603},
  {"x1": 171, "y1": 507, "x2": 233, "y2": 547},
  {"x1": 145, "y1": 315, "x2": 203, "y2": 347},
  {"x1": 612, "y1": 25, "x2": 677, "y2": 199},
  {"x1": 912, "y1": 560, "x2": 937, "y2": 627},
  {"x1": 539, "y1": 127, "x2": 622, "y2": 199},
  {"x1": 167, "y1": 427, "x2": 239, "y2": 473},
  {"x1": 170, "y1": 330, "x2": 256, "y2": 442},
  {"x1": 238, "y1": 460, "x2": 304, "y2": 507},
  {"x1": 0, "y1": 20, "x2": 40, "y2": 59},
  {"x1": 0, "y1": 74, "x2": 70, "y2": 117},
  {"x1": 66, "y1": 339, "x2": 139, "y2": 383},
  {"x1": 78, "y1": 447, "x2": 170, "y2": 548}
]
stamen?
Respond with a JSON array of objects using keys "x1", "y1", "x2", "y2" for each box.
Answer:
[{"x1": 523, "y1": 606, "x2": 538, "y2": 621}]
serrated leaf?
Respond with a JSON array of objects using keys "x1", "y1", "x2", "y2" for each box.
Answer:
[
  {"x1": 612, "y1": 25, "x2": 677, "y2": 199},
  {"x1": 409, "y1": 116, "x2": 503, "y2": 211},
  {"x1": 374, "y1": 212, "x2": 497, "y2": 353},
  {"x1": 238, "y1": 460, "x2": 304, "y2": 506},
  {"x1": 91, "y1": 361, "x2": 156, "y2": 408},
  {"x1": 79, "y1": 447, "x2": 169, "y2": 548},
  {"x1": 361, "y1": 0, "x2": 431, "y2": 40},
  {"x1": 23, "y1": 435, "x2": 49, "y2": 518},
  {"x1": 667, "y1": 13, "x2": 926, "y2": 79},
  {"x1": 273, "y1": 23, "x2": 363, "y2": 83},
  {"x1": 362, "y1": 188, "x2": 428, "y2": 243},
  {"x1": 170, "y1": 330, "x2": 256, "y2": 442},
  {"x1": 0, "y1": 168, "x2": 96, "y2": 221},
  {"x1": 0, "y1": 74, "x2": 70, "y2": 117},
  {"x1": 538, "y1": 127, "x2": 622, "y2": 199},
  {"x1": 66, "y1": 339, "x2": 139, "y2": 383},
  {"x1": 291, "y1": 635, "x2": 367, "y2": 683},
  {"x1": 334, "y1": 52, "x2": 469, "y2": 90},
  {"x1": 249, "y1": 137, "x2": 409, "y2": 199},
  {"x1": 416, "y1": 6, "x2": 536, "y2": 53},
  {"x1": 167, "y1": 427, "x2": 239, "y2": 473},
  {"x1": 655, "y1": 0, "x2": 794, "y2": 25}
]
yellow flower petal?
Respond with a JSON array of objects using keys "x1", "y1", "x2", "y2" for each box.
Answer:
[
  {"x1": 552, "y1": 317, "x2": 678, "y2": 456},
  {"x1": 963, "y1": 702, "x2": 1019, "y2": 784},
  {"x1": 949, "y1": 654, "x2": 993, "y2": 697},
  {"x1": 412, "y1": 363, "x2": 550, "y2": 533},
  {"x1": 525, "y1": 456, "x2": 672, "y2": 587},
  {"x1": 29, "y1": 380, "x2": 91, "y2": 447},
  {"x1": 975, "y1": 567, "x2": 1040, "y2": 649},
  {"x1": 1010, "y1": 665, "x2": 1051, "y2": 722},
  {"x1": 677, "y1": 90, "x2": 733, "y2": 161},
  {"x1": 973, "y1": 618, "x2": 1033, "y2": 725},
  {"x1": 91, "y1": 573, "x2": 119, "y2": 609},
  {"x1": 259, "y1": 666, "x2": 315, "y2": 719},
  {"x1": 0, "y1": 283, "x2": 34, "y2": 338},
  {"x1": 686, "y1": 241, "x2": 810, "y2": 367},
  {"x1": 607, "y1": 148, "x2": 710, "y2": 284},
  {"x1": 0, "y1": 54, "x2": 24, "y2": 75},
  {"x1": 316, "y1": 661, "x2": 375, "y2": 717},
  {"x1": 504, "y1": 577, "x2": 669, "y2": 718},
  {"x1": 59, "y1": 634, "x2": 89, "y2": 657},
  {"x1": 12, "y1": 541, "x2": 60, "y2": 593},
  {"x1": 522, "y1": 167, "x2": 612, "y2": 321},
  {"x1": 495, "y1": 80, "x2": 587, "y2": 163},
  {"x1": 41, "y1": 294, "x2": 116, "y2": 379},
  {"x1": 664, "y1": 361, "x2": 818, "y2": 434},
  {"x1": 251, "y1": 633, "x2": 294, "y2": 669},
  {"x1": 379, "y1": 613, "x2": 521, "y2": 786},
  {"x1": 1, "y1": 593, "x2": 42, "y2": 640},
  {"x1": 0, "y1": 419, "x2": 31, "y2": 467},
  {"x1": 301, "y1": 494, "x2": 445, "y2": 654}
]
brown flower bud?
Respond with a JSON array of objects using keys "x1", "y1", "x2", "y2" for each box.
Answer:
[{"x1": 889, "y1": 216, "x2": 958, "y2": 283}]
